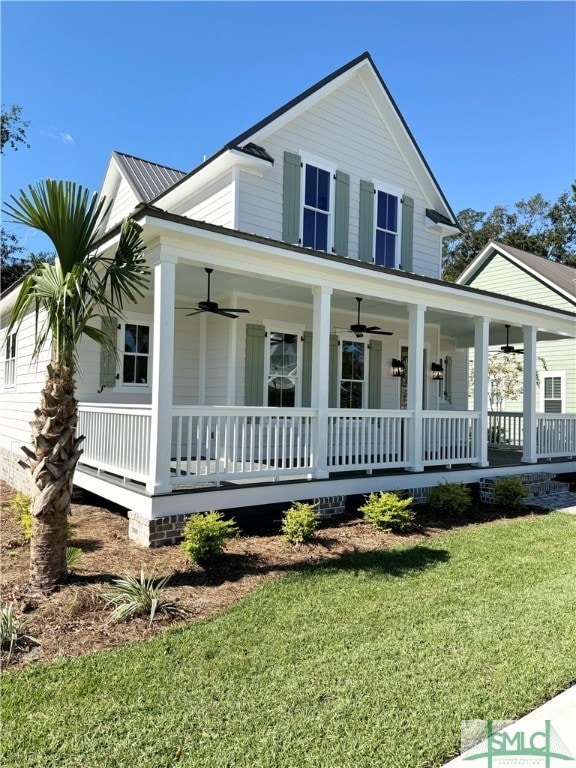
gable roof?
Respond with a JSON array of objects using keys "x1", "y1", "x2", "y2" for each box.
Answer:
[
  {"x1": 150, "y1": 52, "x2": 459, "y2": 225},
  {"x1": 457, "y1": 241, "x2": 576, "y2": 306},
  {"x1": 112, "y1": 151, "x2": 186, "y2": 202}
]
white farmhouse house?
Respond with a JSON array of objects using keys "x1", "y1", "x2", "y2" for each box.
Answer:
[{"x1": 1, "y1": 53, "x2": 575, "y2": 545}]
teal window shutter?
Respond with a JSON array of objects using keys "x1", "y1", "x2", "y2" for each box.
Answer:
[
  {"x1": 400, "y1": 195, "x2": 414, "y2": 272},
  {"x1": 443, "y1": 356, "x2": 453, "y2": 404},
  {"x1": 100, "y1": 316, "x2": 118, "y2": 388},
  {"x1": 358, "y1": 180, "x2": 375, "y2": 263},
  {"x1": 301, "y1": 331, "x2": 313, "y2": 407},
  {"x1": 368, "y1": 339, "x2": 382, "y2": 409},
  {"x1": 333, "y1": 170, "x2": 350, "y2": 256},
  {"x1": 329, "y1": 334, "x2": 339, "y2": 407},
  {"x1": 245, "y1": 324, "x2": 266, "y2": 406},
  {"x1": 282, "y1": 152, "x2": 302, "y2": 244}
]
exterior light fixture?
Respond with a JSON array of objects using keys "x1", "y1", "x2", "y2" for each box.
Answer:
[
  {"x1": 392, "y1": 358, "x2": 405, "y2": 377},
  {"x1": 431, "y1": 362, "x2": 444, "y2": 380}
]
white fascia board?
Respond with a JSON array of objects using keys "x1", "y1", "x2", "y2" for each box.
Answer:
[
  {"x1": 142, "y1": 214, "x2": 576, "y2": 339},
  {"x1": 426, "y1": 221, "x2": 460, "y2": 238},
  {"x1": 455, "y1": 243, "x2": 498, "y2": 285},
  {"x1": 154, "y1": 149, "x2": 270, "y2": 213}
]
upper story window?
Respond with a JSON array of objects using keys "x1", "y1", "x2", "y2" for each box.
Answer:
[
  {"x1": 267, "y1": 330, "x2": 300, "y2": 407},
  {"x1": 374, "y1": 183, "x2": 402, "y2": 268},
  {"x1": 4, "y1": 332, "x2": 16, "y2": 388},
  {"x1": 303, "y1": 164, "x2": 331, "y2": 251},
  {"x1": 121, "y1": 323, "x2": 150, "y2": 386},
  {"x1": 339, "y1": 339, "x2": 367, "y2": 408}
]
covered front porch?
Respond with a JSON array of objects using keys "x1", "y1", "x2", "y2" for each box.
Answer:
[{"x1": 73, "y1": 218, "x2": 576, "y2": 529}]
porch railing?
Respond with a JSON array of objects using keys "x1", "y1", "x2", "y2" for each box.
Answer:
[
  {"x1": 327, "y1": 410, "x2": 410, "y2": 471},
  {"x1": 422, "y1": 411, "x2": 479, "y2": 466},
  {"x1": 537, "y1": 414, "x2": 576, "y2": 458},
  {"x1": 487, "y1": 411, "x2": 523, "y2": 448},
  {"x1": 77, "y1": 403, "x2": 152, "y2": 483},
  {"x1": 170, "y1": 406, "x2": 316, "y2": 485}
]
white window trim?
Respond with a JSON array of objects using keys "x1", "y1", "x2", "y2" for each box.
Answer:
[
  {"x1": 115, "y1": 314, "x2": 153, "y2": 392},
  {"x1": 338, "y1": 333, "x2": 369, "y2": 409},
  {"x1": 4, "y1": 331, "x2": 17, "y2": 389},
  {"x1": 299, "y1": 150, "x2": 337, "y2": 253},
  {"x1": 372, "y1": 178, "x2": 403, "y2": 269},
  {"x1": 540, "y1": 371, "x2": 565, "y2": 413},
  {"x1": 263, "y1": 321, "x2": 305, "y2": 408}
]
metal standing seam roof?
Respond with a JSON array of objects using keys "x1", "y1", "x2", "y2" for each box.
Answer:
[
  {"x1": 112, "y1": 151, "x2": 186, "y2": 203},
  {"x1": 489, "y1": 242, "x2": 576, "y2": 303}
]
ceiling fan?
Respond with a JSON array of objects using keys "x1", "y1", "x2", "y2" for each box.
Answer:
[
  {"x1": 349, "y1": 297, "x2": 393, "y2": 338},
  {"x1": 177, "y1": 268, "x2": 250, "y2": 319},
  {"x1": 500, "y1": 324, "x2": 523, "y2": 354}
]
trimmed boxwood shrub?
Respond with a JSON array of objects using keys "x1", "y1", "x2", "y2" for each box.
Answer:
[
  {"x1": 281, "y1": 502, "x2": 319, "y2": 545},
  {"x1": 181, "y1": 511, "x2": 238, "y2": 565},
  {"x1": 427, "y1": 482, "x2": 472, "y2": 518},
  {"x1": 359, "y1": 492, "x2": 414, "y2": 533}
]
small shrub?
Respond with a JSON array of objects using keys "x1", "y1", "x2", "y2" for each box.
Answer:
[
  {"x1": 104, "y1": 569, "x2": 176, "y2": 625},
  {"x1": 66, "y1": 546, "x2": 84, "y2": 573},
  {"x1": 494, "y1": 476, "x2": 529, "y2": 509},
  {"x1": 281, "y1": 502, "x2": 319, "y2": 545},
  {"x1": 0, "y1": 602, "x2": 38, "y2": 663},
  {"x1": 427, "y1": 482, "x2": 472, "y2": 518},
  {"x1": 10, "y1": 493, "x2": 32, "y2": 540},
  {"x1": 180, "y1": 511, "x2": 238, "y2": 565},
  {"x1": 359, "y1": 492, "x2": 414, "y2": 533}
]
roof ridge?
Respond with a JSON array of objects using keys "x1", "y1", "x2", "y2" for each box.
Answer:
[{"x1": 113, "y1": 150, "x2": 186, "y2": 176}]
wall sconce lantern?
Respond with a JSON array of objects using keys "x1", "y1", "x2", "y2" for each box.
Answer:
[
  {"x1": 392, "y1": 358, "x2": 405, "y2": 377},
  {"x1": 431, "y1": 362, "x2": 444, "y2": 380}
]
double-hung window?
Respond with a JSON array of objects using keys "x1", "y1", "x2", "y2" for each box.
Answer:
[
  {"x1": 374, "y1": 183, "x2": 401, "y2": 268},
  {"x1": 542, "y1": 373, "x2": 564, "y2": 413},
  {"x1": 340, "y1": 339, "x2": 367, "y2": 408},
  {"x1": 121, "y1": 323, "x2": 151, "y2": 386},
  {"x1": 4, "y1": 332, "x2": 16, "y2": 388},
  {"x1": 266, "y1": 329, "x2": 301, "y2": 407},
  {"x1": 301, "y1": 154, "x2": 336, "y2": 252}
]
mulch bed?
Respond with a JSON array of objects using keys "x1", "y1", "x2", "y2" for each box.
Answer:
[{"x1": 0, "y1": 481, "x2": 543, "y2": 670}]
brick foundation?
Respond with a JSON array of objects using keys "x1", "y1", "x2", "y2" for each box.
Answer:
[
  {"x1": 128, "y1": 511, "x2": 189, "y2": 548},
  {"x1": 311, "y1": 495, "x2": 346, "y2": 520}
]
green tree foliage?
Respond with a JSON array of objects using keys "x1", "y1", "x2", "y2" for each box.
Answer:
[
  {"x1": 0, "y1": 104, "x2": 29, "y2": 154},
  {"x1": 442, "y1": 186, "x2": 576, "y2": 281}
]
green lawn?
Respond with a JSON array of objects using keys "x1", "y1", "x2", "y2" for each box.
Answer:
[{"x1": 3, "y1": 513, "x2": 576, "y2": 768}]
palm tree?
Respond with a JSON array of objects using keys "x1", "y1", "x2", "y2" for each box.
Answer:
[{"x1": 4, "y1": 180, "x2": 149, "y2": 589}]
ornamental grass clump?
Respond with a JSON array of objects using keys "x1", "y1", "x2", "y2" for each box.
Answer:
[
  {"x1": 359, "y1": 492, "x2": 414, "y2": 533},
  {"x1": 0, "y1": 601, "x2": 38, "y2": 663},
  {"x1": 104, "y1": 569, "x2": 176, "y2": 626},
  {"x1": 427, "y1": 481, "x2": 472, "y2": 519},
  {"x1": 180, "y1": 511, "x2": 238, "y2": 566},
  {"x1": 281, "y1": 502, "x2": 319, "y2": 545},
  {"x1": 494, "y1": 476, "x2": 529, "y2": 509}
]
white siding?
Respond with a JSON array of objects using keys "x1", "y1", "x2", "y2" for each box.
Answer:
[
  {"x1": 237, "y1": 74, "x2": 443, "y2": 278},
  {"x1": 175, "y1": 175, "x2": 235, "y2": 228},
  {"x1": 0, "y1": 310, "x2": 51, "y2": 460},
  {"x1": 106, "y1": 176, "x2": 139, "y2": 230}
]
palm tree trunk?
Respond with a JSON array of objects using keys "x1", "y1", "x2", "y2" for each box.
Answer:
[{"x1": 19, "y1": 361, "x2": 84, "y2": 589}]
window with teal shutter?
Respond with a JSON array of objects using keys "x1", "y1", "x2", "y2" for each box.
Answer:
[
  {"x1": 333, "y1": 171, "x2": 350, "y2": 256},
  {"x1": 358, "y1": 180, "x2": 375, "y2": 263},
  {"x1": 368, "y1": 339, "x2": 382, "y2": 409}
]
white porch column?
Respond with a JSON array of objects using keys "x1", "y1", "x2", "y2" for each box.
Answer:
[
  {"x1": 522, "y1": 325, "x2": 538, "y2": 464},
  {"x1": 473, "y1": 316, "x2": 490, "y2": 467},
  {"x1": 311, "y1": 285, "x2": 332, "y2": 479},
  {"x1": 406, "y1": 304, "x2": 425, "y2": 472},
  {"x1": 147, "y1": 251, "x2": 177, "y2": 494}
]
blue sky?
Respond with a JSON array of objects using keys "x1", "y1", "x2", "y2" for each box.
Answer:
[{"x1": 1, "y1": 1, "x2": 575, "y2": 254}]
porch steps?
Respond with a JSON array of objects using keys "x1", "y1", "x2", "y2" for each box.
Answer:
[{"x1": 479, "y1": 472, "x2": 573, "y2": 510}]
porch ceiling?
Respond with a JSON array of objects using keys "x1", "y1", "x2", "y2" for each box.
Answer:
[{"x1": 171, "y1": 262, "x2": 572, "y2": 347}]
